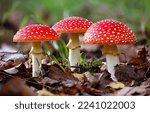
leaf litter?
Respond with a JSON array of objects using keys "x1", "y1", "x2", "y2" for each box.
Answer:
[{"x1": 0, "y1": 46, "x2": 150, "y2": 96}]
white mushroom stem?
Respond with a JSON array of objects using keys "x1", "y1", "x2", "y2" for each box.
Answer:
[
  {"x1": 67, "y1": 33, "x2": 80, "y2": 71},
  {"x1": 69, "y1": 47, "x2": 80, "y2": 70},
  {"x1": 105, "y1": 54, "x2": 120, "y2": 81},
  {"x1": 30, "y1": 42, "x2": 44, "y2": 77},
  {"x1": 32, "y1": 54, "x2": 41, "y2": 77},
  {"x1": 102, "y1": 45, "x2": 120, "y2": 81}
]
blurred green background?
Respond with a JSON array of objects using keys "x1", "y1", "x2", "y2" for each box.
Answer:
[{"x1": 0, "y1": 0, "x2": 150, "y2": 43}]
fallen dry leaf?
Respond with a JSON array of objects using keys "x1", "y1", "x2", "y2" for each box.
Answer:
[
  {"x1": 4, "y1": 67, "x2": 18, "y2": 74},
  {"x1": 26, "y1": 77, "x2": 43, "y2": 90},
  {"x1": 43, "y1": 65, "x2": 78, "y2": 81},
  {"x1": 128, "y1": 47, "x2": 148, "y2": 65},
  {"x1": 72, "y1": 73, "x2": 84, "y2": 80},
  {"x1": 60, "y1": 80, "x2": 82, "y2": 95},
  {"x1": 37, "y1": 88, "x2": 54, "y2": 96},
  {"x1": 140, "y1": 78, "x2": 150, "y2": 88},
  {"x1": 82, "y1": 85, "x2": 102, "y2": 96},
  {"x1": 84, "y1": 72, "x2": 99, "y2": 86},
  {"x1": 107, "y1": 82, "x2": 125, "y2": 89},
  {"x1": 115, "y1": 64, "x2": 145, "y2": 82},
  {"x1": 0, "y1": 77, "x2": 36, "y2": 96},
  {"x1": 118, "y1": 45, "x2": 138, "y2": 63},
  {"x1": 112, "y1": 87, "x2": 150, "y2": 96},
  {"x1": 0, "y1": 52, "x2": 28, "y2": 70}
]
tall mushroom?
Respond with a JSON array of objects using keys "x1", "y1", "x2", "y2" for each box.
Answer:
[
  {"x1": 52, "y1": 16, "x2": 92, "y2": 71},
  {"x1": 82, "y1": 19, "x2": 136, "y2": 81},
  {"x1": 13, "y1": 24, "x2": 59, "y2": 77}
]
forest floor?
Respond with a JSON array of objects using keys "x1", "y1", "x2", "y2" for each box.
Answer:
[{"x1": 0, "y1": 42, "x2": 150, "y2": 96}]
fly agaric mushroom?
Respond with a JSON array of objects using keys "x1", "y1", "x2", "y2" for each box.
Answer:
[
  {"x1": 52, "y1": 16, "x2": 92, "y2": 71},
  {"x1": 13, "y1": 24, "x2": 59, "y2": 77},
  {"x1": 82, "y1": 19, "x2": 136, "y2": 81}
]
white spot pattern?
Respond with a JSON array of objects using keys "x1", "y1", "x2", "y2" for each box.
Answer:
[
  {"x1": 13, "y1": 24, "x2": 60, "y2": 42},
  {"x1": 52, "y1": 16, "x2": 93, "y2": 33},
  {"x1": 83, "y1": 19, "x2": 136, "y2": 45}
]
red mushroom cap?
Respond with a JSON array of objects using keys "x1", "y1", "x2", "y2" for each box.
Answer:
[
  {"x1": 13, "y1": 24, "x2": 60, "y2": 42},
  {"x1": 52, "y1": 16, "x2": 93, "y2": 33},
  {"x1": 82, "y1": 19, "x2": 136, "y2": 45}
]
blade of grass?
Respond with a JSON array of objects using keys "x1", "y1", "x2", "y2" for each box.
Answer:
[
  {"x1": 55, "y1": 39, "x2": 68, "y2": 61},
  {"x1": 19, "y1": 16, "x2": 29, "y2": 28},
  {"x1": 44, "y1": 43, "x2": 65, "y2": 71},
  {"x1": 49, "y1": 54, "x2": 65, "y2": 71}
]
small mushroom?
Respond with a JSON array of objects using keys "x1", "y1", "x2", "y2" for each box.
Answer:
[
  {"x1": 13, "y1": 24, "x2": 59, "y2": 77},
  {"x1": 82, "y1": 19, "x2": 137, "y2": 81},
  {"x1": 52, "y1": 16, "x2": 92, "y2": 71}
]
